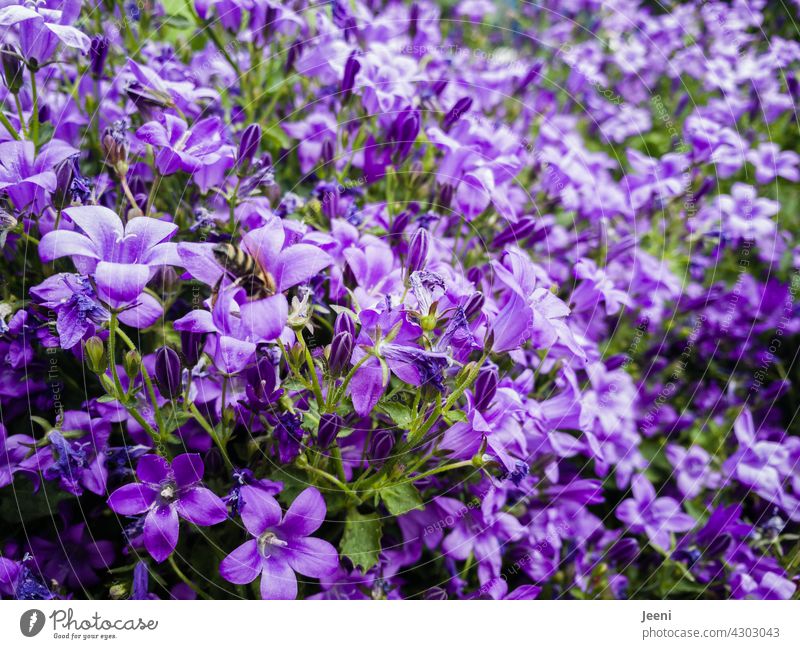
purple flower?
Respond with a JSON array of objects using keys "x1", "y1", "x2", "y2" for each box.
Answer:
[
  {"x1": 107, "y1": 454, "x2": 227, "y2": 562},
  {"x1": 615, "y1": 475, "x2": 695, "y2": 551},
  {"x1": 746, "y1": 143, "x2": 800, "y2": 184},
  {"x1": 665, "y1": 444, "x2": 719, "y2": 499},
  {"x1": 39, "y1": 206, "x2": 181, "y2": 320},
  {"x1": 41, "y1": 412, "x2": 110, "y2": 497},
  {"x1": 0, "y1": 139, "x2": 78, "y2": 213},
  {"x1": 30, "y1": 273, "x2": 110, "y2": 348},
  {"x1": 0, "y1": 1, "x2": 90, "y2": 64},
  {"x1": 136, "y1": 115, "x2": 226, "y2": 176},
  {"x1": 219, "y1": 487, "x2": 339, "y2": 599},
  {"x1": 0, "y1": 423, "x2": 39, "y2": 489}
]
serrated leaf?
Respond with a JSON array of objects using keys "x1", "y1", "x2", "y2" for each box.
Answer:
[
  {"x1": 340, "y1": 509, "x2": 382, "y2": 571},
  {"x1": 379, "y1": 482, "x2": 423, "y2": 516}
]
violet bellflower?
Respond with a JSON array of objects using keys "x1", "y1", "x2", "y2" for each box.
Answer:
[
  {"x1": 107, "y1": 454, "x2": 228, "y2": 562},
  {"x1": 135, "y1": 115, "x2": 226, "y2": 176},
  {"x1": 38, "y1": 206, "x2": 182, "y2": 327},
  {"x1": 219, "y1": 487, "x2": 339, "y2": 599},
  {"x1": 615, "y1": 474, "x2": 695, "y2": 551}
]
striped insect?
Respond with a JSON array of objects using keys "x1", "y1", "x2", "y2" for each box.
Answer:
[{"x1": 212, "y1": 242, "x2": 276, "y2": 305}]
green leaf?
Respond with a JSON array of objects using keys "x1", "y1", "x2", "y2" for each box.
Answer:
[
  {"x1": 442, "y1": 409, "x2": 468, "y2": 425},
  {"x1": 340, "y1": 510, "x2": 382, "y2": 571},
  {"x1": 161, "y1": 405, "x2": 194, "y2": 435},
  {"x1": 379, "y1": 482, "x2": 423, "y2": 516},
  {"x1": 377, "y1": 400, "x2": 413, "y2": 429}
]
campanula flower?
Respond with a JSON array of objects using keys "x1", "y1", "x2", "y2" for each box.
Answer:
[
  {"x1": 107, "y1": 454, "x2": 228, "y2": 562},
  {"x1": 219, "y1": 487, "x2": 339, "y2": 599}
]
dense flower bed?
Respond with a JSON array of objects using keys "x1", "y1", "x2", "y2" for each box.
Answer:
[{"x1": 0, "y1": 0, "x2": 799, "y2": 600}]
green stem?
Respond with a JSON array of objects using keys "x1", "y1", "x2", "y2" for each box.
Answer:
[
  {"x1": 114, "y1": 325, "x2": 166, "y2": 437},
  {"x1": 302, "y1": 462, "x2": 359, "y2": 501},
  {"x1": 28, "y1": 67, "x2": 38, "y2": 150},
  {"x1": 14, "y1": 93, "x2": 27, "y2": 138},
  {"x1": 189, "y1": 402, "x2": 233, "y2": 471},
  {"x1": 168, "y1": 556, "x2": 213, "y2": 600},
  {"x1": 145, "y1": 172, "x2": 161, "y2": 216},
  {"x1": 0, "y1": 107, "x2": 21, "y2": 140}
]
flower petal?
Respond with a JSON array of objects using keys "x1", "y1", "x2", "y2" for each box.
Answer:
[
  {"x1": 107, "y1": 483, "x2": 156, "y2": 515},
  {"x1": 143, "y1": 505, "x2": 180, "y2": 563},
  {"x1": 274, "y1": 244, "x2": 332, "y2": 292},
  {"x1": 176, "y1": 487, "x2": 227, "y2": 526},
  {"x1": 239, "y1": 295, "x2": 288, "y2": 341},
  {"x1": 219, "y1": 540, "x2": 260, "y2": 585},
  {"x1": 280, "y1": 487, "x2": 327, "y2": 536},
  {"x1": 240, "y1": 486, "x2": 282, "y2": 537},
  {"x1": 39, "y1": 230, "x2": 99, "y2": 263},
  {"x1": 137, "y1": 454, "x2": 170, "y2": 485},
  {"x1": 259, "y1": 556, "x2": 297, "y2": 600},
  {"x1": 63, "y1": 206, "x2": 124, "y2": 258},
  {"x1": 95, "y1": 261, "x2": 150, "y2": 309},
  {"x1": 172, "y1": 453, "x2": 204, "y2": 488},
  {"x1": 284, "y1": 537, "x2": 339, "y2": 579}
]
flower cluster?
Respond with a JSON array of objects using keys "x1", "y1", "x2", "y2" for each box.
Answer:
[{"x1": 0, "y1": 0, "x2": 798, "y2": 601}]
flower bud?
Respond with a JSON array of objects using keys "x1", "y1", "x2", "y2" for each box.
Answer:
[
  {"x1": 285, "y1": 39, "x2": 303, "y2": 73},
  {"x1": 341, "y1": 50, "x2": 361, "y2": 104},
  {"x1": 0, "y1": 45, "x2": 23, "y2": 94},
  {"x1": 704, "y1": 533, "x2": 732, "y2": 558},
  {"x1": 102, "y1": 120, "x2": 130, "y2": 173},
  {"x1": 436, "y1": 183, "x2": 454, "y2": 211},
  {"x1": 154, "y1": 346, "x2": 182, "y2": 400},
  {"x1": 604, "y1": 354, "x2": 627, "y2": 371},
  {"x1": 407, "y1": 227, "x2": 429, "y2": 273},
  {"x1": 424, "y1": 587, "x2": 448, "y2": 600},
  {"x1": 334, "y1": 311, "x2": 356, "y2": 339},
  {"x1": 123, "y1": 349, "x2": 141, "y2": 381},
  {"x1": 328, "y1": 331, "x2": 354, "y2": 377},
  {"x1": 180, "y1": 330, "x2": 205, "y2": 368},
  {"x1": 606, "y1": 538, "x2": 639, "y2": 566},
  {"x1": 84, "y1": 336, "x2": 107, "y2": 374},
  {"x1": 89, "y1": 36, "x2": 109, "y2": 80},
  {"x1": 317, "y1": 413, "x2": 342, "y2": 448},
  {"x1": 473, "y1": 366, "x2": 498, "y2": 412},
  {"x1": 368, "y1": 429, "x2": 395, "y2": 465},
  {"x1": 462, "y1": 291, "x2": 484, "y2": 322},
  {"x1": 236, "y1": 123, "x2": 261, "y2": 175},
  {"x1": 52, "y1": 156, "x2": 79, "y2": 211},
  {"x1": 442, "y1": 97, "x2": 472, "y2": 132}
]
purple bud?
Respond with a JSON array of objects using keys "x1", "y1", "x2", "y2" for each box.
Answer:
[
  {"x1": 102, "y1": 120, "x2": 129, "y2": 170},
  {"x1": 285, "y1": 39, "x2": 303, "y2": 73},
  {"x1": 704, "y1": 533, "x2": 732, "y2": 558},
  {"x1": 52, "y1": 156, "x2": 78, "y2": 211},
  {"x1": 317, "y1": 413, "x2": 342, "y2": 448},
  {"x1": 320, "y1": 138, "x2": 335, "y2": 166},
  {"x1": 431, "y1": 77, "x2": 448, "y2": 96},
  {"x1": 154, "y1": 346, "x2": 182, "y2": 400},
  {"x1": 604, "y1": 354, "x2": 627, "y2": 371},
  {"x1": 437, "y1": 183, "x2": 454, "y2": 210},
  {"x1": 442, "y1": 97, "x2": 472, "y2": 132},
  {"x1": 387, "y1": 106, "x2": 420, "y2": 163},
  {"x1": 515, "y1": 61, "x2": 543, "y2": 94},
  {"x1": 180, "y1": 330, "x2": 205, "y2": 367},
  {"x1": 492, "y1": 217, "x2": 537, "y2": 248},
  {"x1": 424, "y1": 587, "x2": 448, "y2": 600},
  {"x1": 368, "y1": 429, "x2": 395, "y2": 465},
  {"x1": 408, "y1": 4, "x2": 420, "y2": 39},
  {"x1": 1, "y1": 45, "x2": 23, "y2": 94},
  {"x1": 606, "y1": 538, "x2": 639, "y2": 566},
  {"x1": 466, "y1": 266, "x2": 483, "y2": 286},
  {"x1": 473, "y1": 366, "x2": 498, "y2": 412},
  {"x1": 341, "y1": 50, "x2": 361, "y2": 103},
  {"x1": 390, "y1": 210, "x2": 411, "y2": 239},
  {"x1": 462, "y1": 291, "x2": 485, "y2": 322},
  {"x1": 328, "y1": 331, "x2": 354, "y2": 377},
  {"x1": 674, "y1": 93, "x2": 690, "y2": 117},
  {"x1": 237, "y1": 124, "x2": 261, "y2": 174},
  {"x1": 694, "y1": 177, "x2": 714, "y2": 202},
  {"x1": 89, "y1": 36, "x2": 109, "y2": 79},
  {"x1": 334, "y1": 311, "x2": 356, "y2": 339},
  {"x1": 787, "y1": 72, "x2": 799, "y2": 100},
  {"x1": 407, "y1": 227, "x2": 430, "y2": 272}
]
